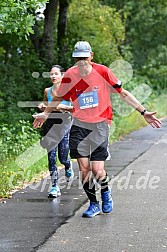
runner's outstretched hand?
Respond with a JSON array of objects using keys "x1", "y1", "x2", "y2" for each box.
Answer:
[
  {"x1": 143, "y1": 111, "x2": 161, "y2": 128},
  {"x1": 32, "y1": 112, "x2": 48, "y2": 128}
]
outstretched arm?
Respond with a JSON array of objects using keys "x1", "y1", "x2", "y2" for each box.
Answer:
[
  {"x1": 119, "y1": 88, "x2": 161, "y2": 128},
  {"x1": 33, "y1": 95, "x2": 63, "y2": 128}
]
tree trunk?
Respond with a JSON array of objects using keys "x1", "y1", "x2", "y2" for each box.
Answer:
[
  {"x1": 41, "y1": 0, "x2": 59, "y2": 65},
  {"x1": 30, "y1": 0, "x2": 70, "y2": 67},
  {"x1": 30, "y1": 0, "x2": 59, "y2": 66},
  {"x1": 30, "y1": 17, "x2": 41, "y2": 55},
  {"x1": 57, "y1": 0, "x2": 70, "y2": 66}
]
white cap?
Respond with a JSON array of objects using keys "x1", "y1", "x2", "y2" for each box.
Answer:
[{"x1": 72, "y1": 41, "x2": 92, "y2": 58}]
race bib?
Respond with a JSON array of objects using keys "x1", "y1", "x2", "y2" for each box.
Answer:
[{"x1": 78, "y1": 90, "x2": 98, "y2": 109}]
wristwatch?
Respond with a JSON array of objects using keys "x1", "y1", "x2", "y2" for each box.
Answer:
[{"x1": 141, "y1": 109, "x2": 147, "y2": 115}]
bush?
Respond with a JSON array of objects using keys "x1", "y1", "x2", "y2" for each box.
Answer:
[
  {"x1": 0, "y1": 120, "x2": 47, "y2": 197},
  {"x1": 0, "y1": 120, "x2": 40, "y2": 160}
]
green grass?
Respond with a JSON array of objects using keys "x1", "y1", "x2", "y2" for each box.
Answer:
[
  {"x1": 0, "y1": 155, "x2": 48, "y2": 198},
  {"x1": 110, "y1": 110, "x2": 147, "y2": 143},
  {"x1": 110, "y1": 91, "x2": 167, "y2": 143},
  {"x1": 0, "y1": 147, "x2": 67, "y2": 198}
]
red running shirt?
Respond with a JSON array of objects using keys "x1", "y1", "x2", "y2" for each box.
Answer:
[{"x1": 57, "y1": 62, "x2": 122, "y2": 124}]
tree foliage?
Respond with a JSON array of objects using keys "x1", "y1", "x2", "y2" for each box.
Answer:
[
  {"x1": 0, "y1": 0, "x2": 166, "y2": 127},
  {"x1": 0, "y1": 0, "x2": 48, "y2": 38},
  {"x1": 101, "y1": 0, "x2": 167, "y2": 88},
  {"x1": 62, "y1": 0, "x2": 125, "y2": 67},
  {"x1": 124, "y1": 0, "x2": 167, "y2": 68}
]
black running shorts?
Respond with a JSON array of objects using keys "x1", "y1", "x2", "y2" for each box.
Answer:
[{"x1": 69, "y1": 119, "x2": 109, "y2": 161}]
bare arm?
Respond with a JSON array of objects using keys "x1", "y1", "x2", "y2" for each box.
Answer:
[
  {"x1": 120, "y1": 88, "x2": 145, "y2": 112},
  {"x1": 57, "y1": 104, "x2": 73, "y2": 112},
  {"x1": 38, "y1": 89, "x2": 48, "y2": 111},
  {"x1": 44, "y1": 95, "x2": 63, "y2": 113},
  {"x1": 120, "y1": 88, "x2": 161, "y2": 128},
  {"x1": 33, "y1": 95, "x2": 63, "y2": 128},
  {"x1": 40, "y1": 89, "x2": 72, "y2": 112}
]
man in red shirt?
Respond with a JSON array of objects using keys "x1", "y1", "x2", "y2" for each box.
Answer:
[{"x1": 33, "y1": 41, "x2": 161, "y2": 218}]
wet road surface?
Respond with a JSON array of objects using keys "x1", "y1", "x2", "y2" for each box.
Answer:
[{"x1": 0, "y1": 119, "x2": 167, "y2": 252}]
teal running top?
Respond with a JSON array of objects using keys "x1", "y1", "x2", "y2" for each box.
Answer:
[{"x1": 47, "y1": 87, "x2": 71, "y2": 106}]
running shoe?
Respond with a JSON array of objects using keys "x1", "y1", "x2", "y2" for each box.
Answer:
[
  {"x1": 65, "y1": 163, "x2": 74, "y2": 182},
  {"x1": 82, "y1": 202, "x2": 101, "y2": 218},
  {"x1": 48, "y1": 186, "x2": 61, "y2": 198},
  {"x1": 101, "y1": 187, "x2": 113, "y2": 213}
]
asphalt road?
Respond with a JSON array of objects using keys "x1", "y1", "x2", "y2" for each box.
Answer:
[{"x1": 0, "y1": 118, "x2": 167, "y2": 252}]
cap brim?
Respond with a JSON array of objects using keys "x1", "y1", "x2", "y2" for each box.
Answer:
[{"x1": 72, "y1": 52, "x2": 91, "y2": 58}]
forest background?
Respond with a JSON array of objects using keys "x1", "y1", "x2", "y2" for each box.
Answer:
[{"x1": 0, "y1": 0, "x2": 167, "y2": 197}]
